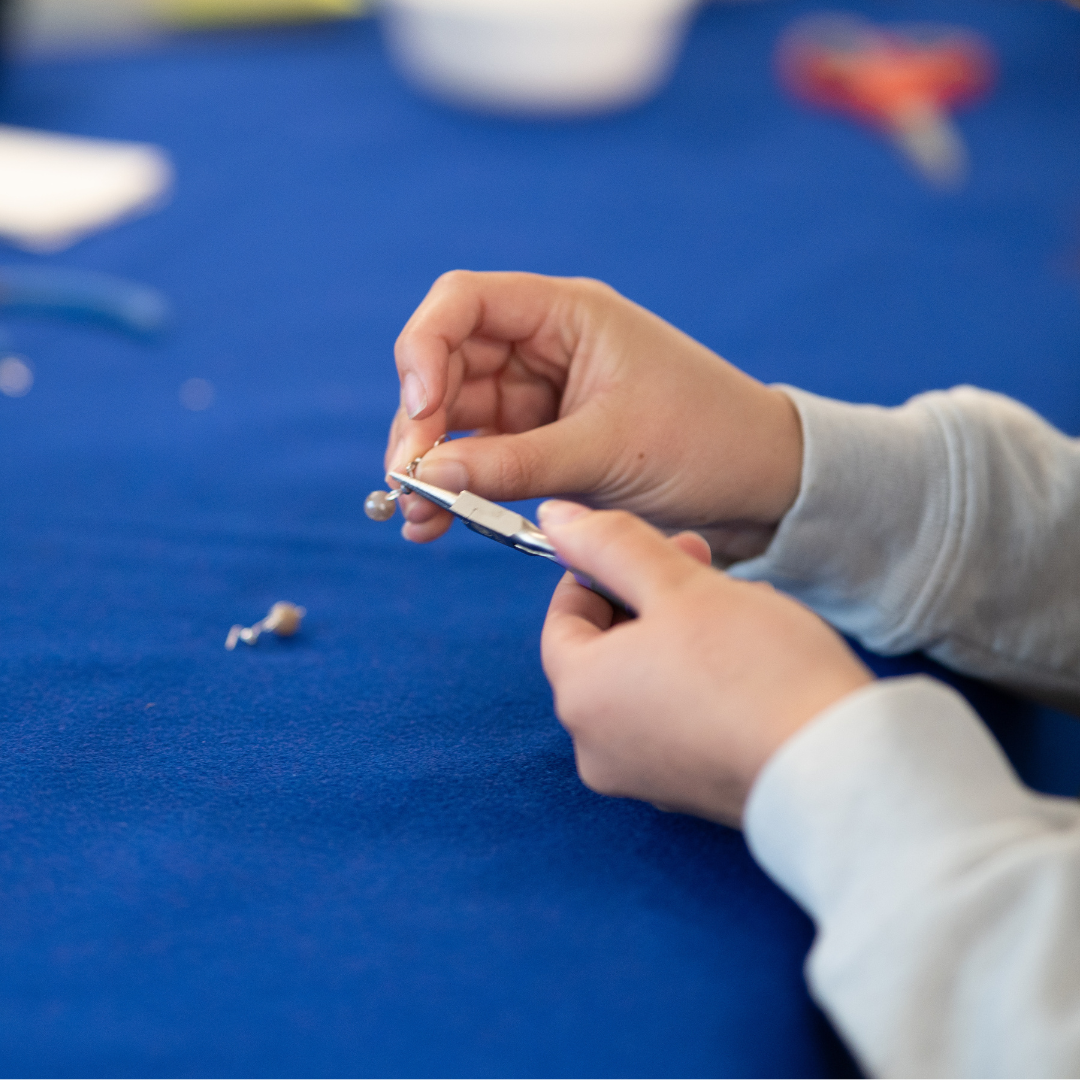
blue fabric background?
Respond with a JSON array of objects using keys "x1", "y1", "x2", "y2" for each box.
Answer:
[{"x1": 1, "y1": 2, "x2": 1079, "y2": 1076}]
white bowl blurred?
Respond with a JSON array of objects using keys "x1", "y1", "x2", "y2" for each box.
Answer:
[{"x1": 379, "y1": 0, "x2": 699, "y2": 115}]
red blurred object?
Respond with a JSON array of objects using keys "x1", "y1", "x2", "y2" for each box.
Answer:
[{"x1": 776, "y1": 14, "x2": 997, "y2": 186}]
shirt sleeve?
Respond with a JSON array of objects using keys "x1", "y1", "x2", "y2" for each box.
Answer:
[
  {"x1": 744, "y1": 675, "x2": 1080, "y2": 1079},
  {"x1": 729, "y1": 385, "x2": 1080, "y2": 713}
]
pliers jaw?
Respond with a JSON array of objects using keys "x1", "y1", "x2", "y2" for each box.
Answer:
[{"x1": 388, "y1": 470, "x2": 557, "y2": 558}]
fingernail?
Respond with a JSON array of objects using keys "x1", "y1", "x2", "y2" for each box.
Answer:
[
  {"x1": 538, "y1": 500, "x2": 590, "y2": 526},
  {"x1": 402, "y1": 371, "x2": 427, "y2": 419},
  {"x1": 417, "y1": 458, "x2": 468, "y2": 493}
]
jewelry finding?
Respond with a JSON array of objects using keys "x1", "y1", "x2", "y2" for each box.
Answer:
[
  {"x1": 363, "y1": 489, "x2": 399, "y2": 521},
  {"x1": 226, "y1": 601, "x2": 306, "y2": 650},
  {"x1": 365, "y1": 433, "x2": 447, "y2": 522}
]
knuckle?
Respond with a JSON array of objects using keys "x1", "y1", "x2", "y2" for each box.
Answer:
[
  {"x1": 571, "y1": 276, "x2": 618, "y2": 303},
  {"x1": 550, "y1": 687, "x2": 584, "y2": 735},
  {"x1": 492, "y1": 439, "x2": 537, "y2": 493},
  {"x1": 593, "y1": 508, "x2": 640, "y2": 546},
  {"x1": 434, "y1": 268, "x2": 472, "y2": 292},
  {"x1": 574, "y1": 749, "x2": 619, "y2": 797},
  {"x1": 539, "y1": 639, "x2": 565, "y2": 686},
  {"x1": 549, "y1": 671, "x2": 596, "y2": 736},
  {"x1": 602, "y1": 508, "x2": 637, "y2": 530},
  {"x1": 393, "y1": 328, "x2": 420, "y2": 369}
]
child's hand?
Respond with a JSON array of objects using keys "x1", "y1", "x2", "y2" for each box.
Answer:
[
  {"x1": 537, "y1": 501, "x2": 873, "y2": 825},
  {"x1": 386, "y1": 272, "x2": 802, "y2": 563}
]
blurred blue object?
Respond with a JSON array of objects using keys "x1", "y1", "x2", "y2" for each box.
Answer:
[{"x1": 0, "y1": 265, "x2": 170, "y2": 334}]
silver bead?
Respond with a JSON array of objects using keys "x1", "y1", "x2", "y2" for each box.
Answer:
[{"x1": 364, "y1": 489, "x2": 397, "y2": 522}]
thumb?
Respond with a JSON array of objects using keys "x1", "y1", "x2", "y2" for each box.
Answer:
[
  {"x1": 537, "y1": 502, "x2": 705, "y2": 614},
  {"x1": 415, "y1": 412, "x2": 605, "y2": 502}
]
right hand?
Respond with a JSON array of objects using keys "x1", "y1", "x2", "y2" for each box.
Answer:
[
  {"x1": 538, "y1": 501, "x2": 873, "y2": 826},
  {"x1": 385, "y1": 271, "x2": 803, "y2": 563}
]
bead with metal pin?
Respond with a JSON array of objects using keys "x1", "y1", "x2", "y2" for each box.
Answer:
[
  {"x1": 226, "y1": 601, "x2": 307, "y2": 650},
  {"x1": 364, "y1": 434, "x2": 448, "y2": 522}
]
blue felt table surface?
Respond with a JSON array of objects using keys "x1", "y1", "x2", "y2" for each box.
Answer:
[{"x1": 1, "y1": 2, "x2": 1079, "y2": 1076}]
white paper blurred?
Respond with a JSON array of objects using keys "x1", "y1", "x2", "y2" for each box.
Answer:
[{"x1": 0, "y1": 125, "x2": 173, "y2": 252}]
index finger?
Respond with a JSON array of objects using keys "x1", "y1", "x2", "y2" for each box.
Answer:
[{"x1": 539, "y1": 504, "x2": 707, "y2": 617}]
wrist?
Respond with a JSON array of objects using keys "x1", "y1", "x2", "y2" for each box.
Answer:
[
  {"x1": 723, "y1": 662, "x2": 875, "y2": 826},
  {"x1": 758, "y1": 386, "x2": 804, "y2": 523},
  {"x1": 698, "y1": 386, "x2": 804, "y2": 565}
]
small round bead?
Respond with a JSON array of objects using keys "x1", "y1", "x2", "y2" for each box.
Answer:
[
  {"x1": 264, "y1": 602, "x2": 305, "y2": 637},
  {"x1": 364, "y1": 489, "x2": 396, "y2": 522}
]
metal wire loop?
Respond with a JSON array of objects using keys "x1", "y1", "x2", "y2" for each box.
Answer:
[{"x1": 402, "y1": 433, "x2": 448, "y2": 483}]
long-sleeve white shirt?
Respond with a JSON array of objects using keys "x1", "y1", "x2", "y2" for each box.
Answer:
[{"x1": 731, "y1": 386, "x2": 1080, "y2": 1078}]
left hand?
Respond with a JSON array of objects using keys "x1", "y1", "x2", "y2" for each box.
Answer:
[
  {"x1": 384, "y1": 272, "x2": 802, "y2": 563},
  {"x1": 539, "y1": 501, "x2": 873, "y2": 826}
]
